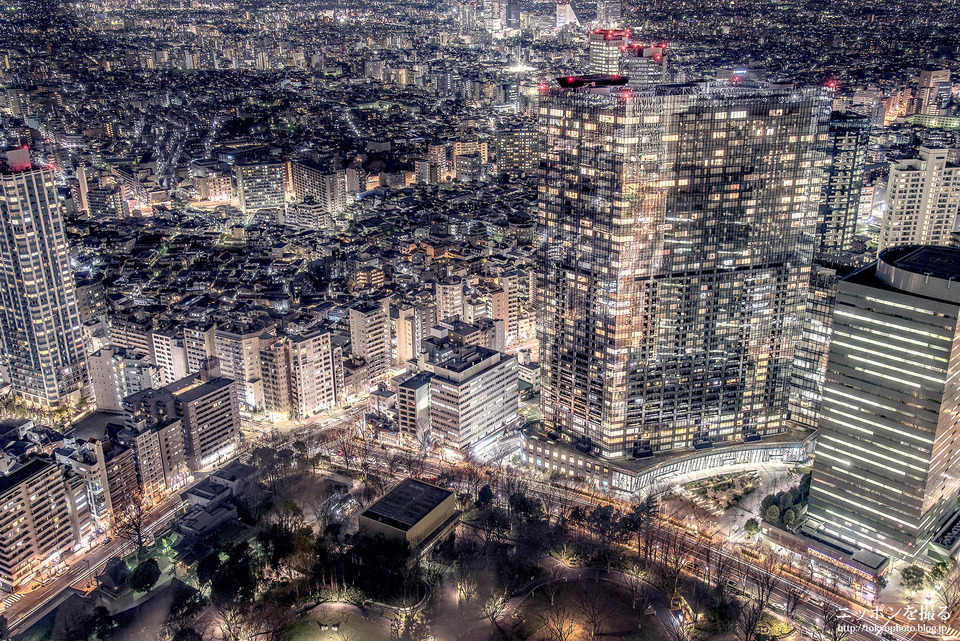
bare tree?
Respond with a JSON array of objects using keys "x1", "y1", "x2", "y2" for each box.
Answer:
[
  {"x1": 486, "y1": 446, "x2": 510, "y2": 474},
  {"x1": 706, "y1": 541, "x2": 741, "y2": 604},
  {"x1": 403, "y1": 446, "x2": 427, "y2": 479},
  {"x1": 542, "y1": 564, "x2": 566, "y2": 606},
  {"x1": 501, "y1": 475, "x2": 530, "y2": 505},
  {"x1": 541, "y1": 481, "x2": 577, "y2": 528},
  {"x1": 306, "y1": 484, "x2": 346, "y2": 531},
  {"x1": 334, "y1": 430, "x2": 355, "y2": 471},
  {"x1": 785, "y1": 583, "x2": 808, "y2": 617},
  {"x1": 622, "y1": 570, "x2": 651, "y2": 611},
  {"x1": 813, "y1": 594, "x2": 854, "y2": 641},
  {"x1": 211, "y1": 601, "x2": 289, "y2": 641},
  {"x1": 540, "y1": 603, "x2": 577, "y2": 641},
  {"x1": 482, "y1": 590, "x2": 509, "y2": 629},
  {"x1": 455, "y1": 562, "x2": 479, "y2": 611},
  {"x1": 442, "y1": 622, "x2": 476, "y2": 641},
  {"x1": 748, "y1": 552, "x2": 784, "y2": 609},
  {"x1": 656, "y1": 526, "x2": 689, "y2": 598},
  {"x1": 666, "y1": 618, "x2": 691, "y2": 641},
  {"x1": 735, "y1": 599, "x2": 765, "y2": 641},
  {"x1": 112, "y1": 494, "x2": 149, "y2": 553},
  {"x1": 355, "y1": 439, "x2": 376, "y2": 480},
  {"x1": 936, "y1": 569, "x2": 960, "y2": 614},
  {"x1": 415, "y1": 417, "x2": 433, "y2": 454},
  {"x1": 576, "y1": 586, "x2": 618, "y2": 639},
  {"x1": 461, "y1": 464, "x2": 485, "y2": 500}
]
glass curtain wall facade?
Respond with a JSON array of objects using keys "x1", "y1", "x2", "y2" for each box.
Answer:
[
  {"x1": 815, "y1": 112, "x2": 869, "y2": 256},
  {"x1": 536, "y1": 80, "x2": 828, "y2": 459}
]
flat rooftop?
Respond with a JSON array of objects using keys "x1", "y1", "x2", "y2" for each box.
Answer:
[
  {"x1": 0, "y1": 458, "x2": 53, "y2": 496},
  {"x1": 886, "y1": 245, "x2": 960, "y2": 281},
  {"x1": 360, "y1": 478, "x2": 453, "y2": 532}
]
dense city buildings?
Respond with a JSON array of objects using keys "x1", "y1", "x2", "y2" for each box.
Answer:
[
  {"x1": 807, "y1": 246, "x2": 960, "y2": 558},
  {"x1": 3, "y1": 0, "x2": 960, "y2": 632},
  {"x1": 588, "y1": 29, "x2": 629, "y2": 75},
  {"x1": 123, "y1": 364, "x2": 241, "y2": 472},
  {"x1": 536, "y1": 76, "x2": 827, "y2": 460}
]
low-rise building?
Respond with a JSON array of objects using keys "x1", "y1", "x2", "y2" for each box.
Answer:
[{"x1": 358, "y1": 478, "x2": 459, "y2": 552}]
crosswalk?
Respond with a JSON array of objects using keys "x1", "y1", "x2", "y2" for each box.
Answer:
[{"x1": 1, "y1": 593, "x2": 21, "y2": 609}]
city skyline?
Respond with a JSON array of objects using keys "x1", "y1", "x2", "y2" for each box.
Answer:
[{"x1": 0, "y1": 0, "x2": 959, "y2": 638}]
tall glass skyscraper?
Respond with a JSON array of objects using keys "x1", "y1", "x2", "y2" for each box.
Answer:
[
  {"x1": 536, "y1": 77, "x2": 828, "y2": 459},
  {"x1": 815, "y1": 112, "x2": 869, "y2": 256},
  {"x1": 0, "y1": 159, "x2": 86, "y2": 407},
  {"x1": 789, "y1": 112, "x2": 870, "y2": 429}
]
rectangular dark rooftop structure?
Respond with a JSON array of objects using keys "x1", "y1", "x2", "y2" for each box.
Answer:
[
  {"x1": 556, "y1": 74, "x2": 629, "y2": 88},
  {"x1": 360, "y1": 478, "x2": 453, "y2": 532}
]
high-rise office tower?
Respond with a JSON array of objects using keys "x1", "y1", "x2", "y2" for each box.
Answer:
[
  {"x1": 788, "y1": 258, "x2": 860, "y2": 429},
  {"x1": 505, "y1": 0, "x2": 520, "y2": 28},
  {"x1": 588, "y1": 29, "x2": 628, "y2": 75},
  {"x1": 815, "y1": 112, "x2": 869, "y2": 256},
  {"x1": 596, "y1": 0, "x2": 622, "y2": 27},
  {"x1": 622, "y1": 44, "x2": 668, "y2": 86},
  {"x1": 788, "y1": 113, "x2": 870, "y2": 428},
  {"x1": 556, "y1": 1, "x2": 580, "y2": 29},
  {"x1": 0, "y1": 154, "x2": 86, "y2": 408},
  {"x1": 537, "y1": 77, "x2": 827, "y2": 459},
  {"x1": 879, "y1": 147, "x2": 960, "y2": 252},
  {"x1": 806, "y1": 246, "x2": 960, "y2": 558}
]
